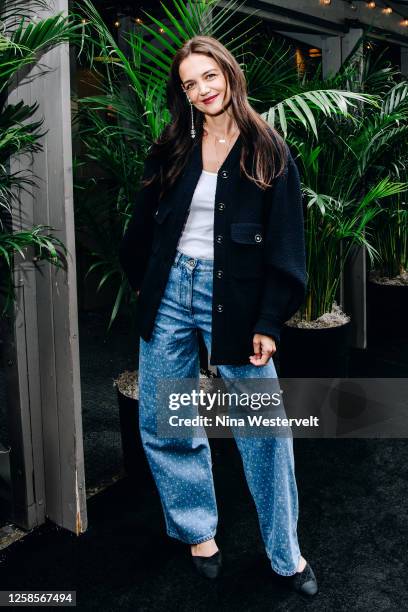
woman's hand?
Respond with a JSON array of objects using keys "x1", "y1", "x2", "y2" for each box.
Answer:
[{"x1": 249, "y1": 333, "x2": 276, "y2": 366}]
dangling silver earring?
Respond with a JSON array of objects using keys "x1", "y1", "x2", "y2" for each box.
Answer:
[{"x1": 186, "y1": 94, "x2": 196, "y2": 139}]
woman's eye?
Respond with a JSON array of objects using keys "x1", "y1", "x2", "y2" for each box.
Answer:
[{"x1": 183, "y1": 74, "x2": 216, "y2": 90}]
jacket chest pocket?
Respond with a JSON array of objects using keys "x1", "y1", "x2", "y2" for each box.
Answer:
[
  {"x1": 151, "y1": 201, "x2": 173, "y2": 253},
  {"x1": 229, "y1": 222, "x2": 264, "y2": 278}
]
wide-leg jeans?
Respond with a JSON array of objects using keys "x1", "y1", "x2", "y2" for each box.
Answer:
[{"x1": 138, "y1": 250, "x2": 302, "y2": 576}]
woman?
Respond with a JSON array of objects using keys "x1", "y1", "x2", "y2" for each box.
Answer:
[{"x1": 119, "y1": 36, "x2": 318, "y2": 597}]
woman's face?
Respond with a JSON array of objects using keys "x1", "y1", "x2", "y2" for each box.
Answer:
[{"x1": 179, "y1": 53, "x2": 230, "y2": 116}]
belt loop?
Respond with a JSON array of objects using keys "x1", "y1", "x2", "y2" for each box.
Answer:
[{"x1": 173, "y1": 250, "x2": 183, "y2": 267}]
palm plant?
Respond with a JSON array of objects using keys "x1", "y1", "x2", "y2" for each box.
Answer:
[
  {"x1": 369, "y1": 157, "x2": 408, "y2": 280},
  {"x1": 71, "y1": 0, "x2": 377, "y2": 328},
  {"x1": 0, "y1": 0, "x2": 83, "y2": 315},
  {"x1": 299, "y1": 175, "x2": 405, "y2": 320},
  {"x1": 290, "y1": 47, "x2": 408, "y2": 321}
]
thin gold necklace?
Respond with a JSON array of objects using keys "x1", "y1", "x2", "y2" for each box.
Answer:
[
  {"x1": 203, "y1": 124, "x2": 239, "y2": 172},
  {"x1": 204, "y1": 123, "x2": 238, "y2": 143}
]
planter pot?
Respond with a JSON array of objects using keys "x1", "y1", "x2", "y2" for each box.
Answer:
[
  {"x1": 115, "y1": 370, "x2": 219, "y2": 485},
  {"x1": 279, "y1": 320, "x2": 352, "y2": 378},
  {"x1": 367, "y1": 281, "x2": 408, "y2": 345}
]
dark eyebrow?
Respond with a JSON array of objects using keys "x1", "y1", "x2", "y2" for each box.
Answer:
[{"x1": 182, "y1": 69, "x2": 218, "y2": 85}]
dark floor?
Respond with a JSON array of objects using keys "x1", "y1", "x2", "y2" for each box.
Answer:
[
  {"x1": 0, "y1": 309, "x2": 140, "y2": 526},
  {"x1": 0, "y1": 436, "x2": 407, "y2": 611},
  {"x1": 0, "y1": 311, "x2": 407, "y2": 610},
  {"x1": 78, "y1": 309, "x2": 141, "y2": 493}
]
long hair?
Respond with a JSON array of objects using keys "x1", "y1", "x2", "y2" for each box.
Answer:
[{"x1": 144, "y1": 35, "x2": 288, "y2": 200}]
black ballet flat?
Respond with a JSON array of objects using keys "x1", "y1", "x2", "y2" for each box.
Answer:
[
  {"x1": 272, "y1": 561, "x2": 318, "y2": 597},
  {"x1": 191, "y1": 549, "x2": 222, "y2": 579}
]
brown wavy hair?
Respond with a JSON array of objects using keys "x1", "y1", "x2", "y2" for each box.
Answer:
[{"x1": 143, "y1": 35, "x2": 288, "y2": 200}]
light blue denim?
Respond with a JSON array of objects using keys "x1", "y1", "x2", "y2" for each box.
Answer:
[{"x1": 138, "y1": 250, "x2": 302, "y2": 576}]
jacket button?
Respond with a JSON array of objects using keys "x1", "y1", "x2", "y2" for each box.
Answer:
[
  {"x1": 221, "y1": 170, "x2": 228, "y2": 178},
  {"x1": 254, "y1": 233, "x2": 262, "y2": 242},
  {"x1": 216, "y1": 269, "x2": 223, "y2": 278},
  {"x1": 216, "y1": 235, "x2": 223, "y2": 243},
  {"x1": 218, "y1": 202, "x2": 225, "y2": 211},
  {"x1": 216, "y1": 304, "x2": 224, "y2": 312}
]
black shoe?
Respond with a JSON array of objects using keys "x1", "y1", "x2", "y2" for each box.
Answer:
[
  {"x1": 272, "y1": 561, "x2": 318, "y2": 596},
  {"x1": 191, "y1": 549, "x2": 222, "y2": 579}
]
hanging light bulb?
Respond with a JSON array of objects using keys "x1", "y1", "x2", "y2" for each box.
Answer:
[
  {"x1": 320, "y1": 0, "x2": 331, "y2": 5},
  {"x1": 382, "y1": 6, "x2": 392, "y2": 14},
  {"x1": 401, "y1": 18, "x2": 408, "y2": 26},
  {"x1": 366, "y1": 1, "x2": 376, "y2": 7}
]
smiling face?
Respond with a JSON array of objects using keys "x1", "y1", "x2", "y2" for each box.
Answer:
[{"x1": 179, "y1": 53, "x2": 231, "y2": 116}]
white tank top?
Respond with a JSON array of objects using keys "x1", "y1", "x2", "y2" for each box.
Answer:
[{"x1": 177, "y1": 169, "x2": 217, "y2": 260}]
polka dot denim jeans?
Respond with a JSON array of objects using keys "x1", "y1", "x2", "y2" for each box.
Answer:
[{"x1": 138, "y1": 250, "x2": 302, "y2": 576}]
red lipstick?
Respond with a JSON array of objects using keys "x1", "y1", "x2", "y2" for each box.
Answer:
[{"x1": 202, "y1": 94, "x2": 219, "y2": 105}]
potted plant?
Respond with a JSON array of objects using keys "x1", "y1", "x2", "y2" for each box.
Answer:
[
  {"x1": 277, "y1": 48, "x2": 408, "y2": 377},
  {"x1": 364, "y1": 153, "x2": 408, "y2": 345},
  {"x1": 278, "y1": 179, "x2": 384, "y2": 378},
  {"x1": 278, "y1": 162, "x2": 408, "y2": 377}
]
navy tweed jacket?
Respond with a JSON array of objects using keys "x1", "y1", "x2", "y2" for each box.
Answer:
[{"x1": 118, "y1": 134, "x2": 307, "y2": 366}]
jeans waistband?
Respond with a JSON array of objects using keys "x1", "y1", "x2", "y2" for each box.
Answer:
[{"x1": 173, "y1": 250, "x2": 214, "y2": 272}]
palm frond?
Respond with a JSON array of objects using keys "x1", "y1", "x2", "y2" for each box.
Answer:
[{"x1": 263, "y1": 90, "x2": 378, "y2": 138}]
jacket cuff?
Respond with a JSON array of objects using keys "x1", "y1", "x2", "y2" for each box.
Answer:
[{"x1": 252, "y1": 318, "x2": 282, "y2": 346}]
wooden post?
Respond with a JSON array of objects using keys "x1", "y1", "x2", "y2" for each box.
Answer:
[{"x1": 6, "y1": 0, "x2": 87, "y2": 533}]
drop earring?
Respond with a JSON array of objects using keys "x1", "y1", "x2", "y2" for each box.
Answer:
[{"x1": 186, "y1": 94, "x2": 196, "y2": 139}]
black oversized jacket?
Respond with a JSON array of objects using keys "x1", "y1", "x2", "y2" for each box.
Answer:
[{"x1": 118, "y1": 134, "x2": 307, "y2": 366}]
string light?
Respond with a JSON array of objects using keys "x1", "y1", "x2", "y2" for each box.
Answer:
[
  {"x1": 135, "y1": 17, "x2": 143, "y2": 24},
  {"x1": 315, "y1": 0, "x2": 408, "y2": 25},
  {"x1": 159, "y1": 27, "x2": 164, "y2": 33},
  {"x1": 114, "y1": 19, "x2": 120, "y2": 27}
]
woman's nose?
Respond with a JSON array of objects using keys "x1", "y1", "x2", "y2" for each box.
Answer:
[{"x1": 198, "y1": 83, "x2": 210, "y2": 96}]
